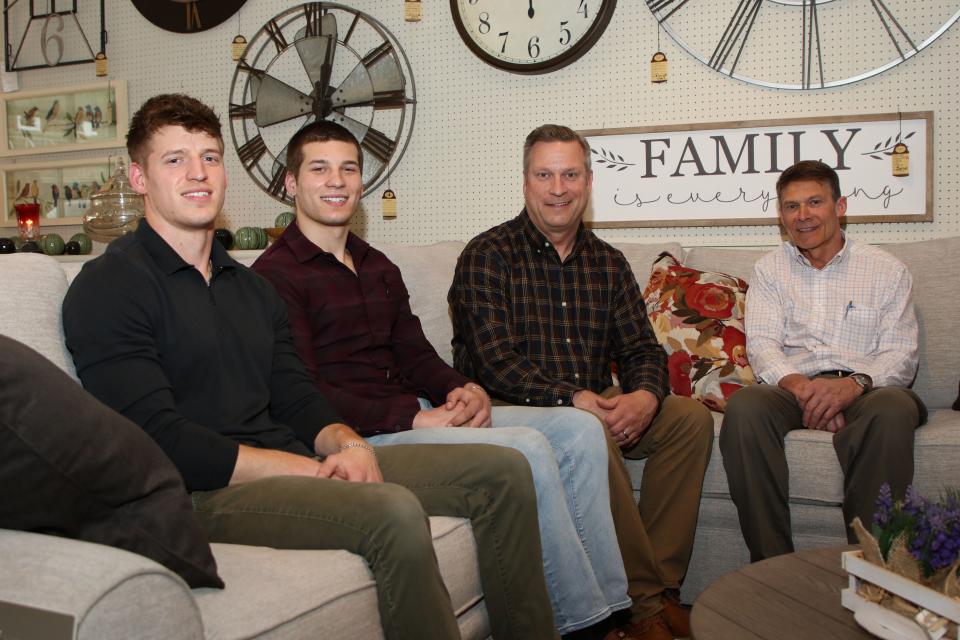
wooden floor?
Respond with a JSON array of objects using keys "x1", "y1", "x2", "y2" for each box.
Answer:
[{"x1": 690, "y1": 545, "x2": 872, "y2": 639}]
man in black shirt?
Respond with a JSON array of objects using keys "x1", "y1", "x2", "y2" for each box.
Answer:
[{"x1": 62, "y1": 94, "x2": 556, "y2": 640}]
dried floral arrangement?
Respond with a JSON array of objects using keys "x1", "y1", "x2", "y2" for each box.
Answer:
[{"x1": 851, "y1": 484, "x2": 960, "y2": 634}]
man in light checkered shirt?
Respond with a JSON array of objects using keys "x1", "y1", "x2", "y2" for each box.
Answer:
[{"x1": 720, "y1": 160, "x2": 926, "y2": 562}]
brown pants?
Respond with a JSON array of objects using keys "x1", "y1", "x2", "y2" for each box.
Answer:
[
  {"x1": 606, "y1": 394, "x2": 714, "y2": 617},
  {"x1": 719, "y1": 384, "x2": 926, "y2": 562}
]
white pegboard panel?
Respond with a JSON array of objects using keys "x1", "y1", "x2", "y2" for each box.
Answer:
[{"x1": 3, "y1": 0, "x2": 959, "y2": 249}]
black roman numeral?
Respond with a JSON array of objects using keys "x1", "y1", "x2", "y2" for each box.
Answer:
[
  {"x1": 228, "y1": 102, "x2": 257, "y2": 119},
  {"x1": 185, "y1": 1, "x2": 202, "y2": 31},
  {"x1": 238, "y1": 135, "x2": 268, "y2": 170},
  {"x1": 268, "y1": 165, "x2": 288, "y2": 200},
  {"x1": 361, "y1": 128, "x2": 395, "y2": 164},
  {"x1": 303, "y1": 3, "x2": 323, "y2": 36},
  {"x1": 709, "y1": 0, "x2": 761, "y2": 75},
  {"x1": 265, "y1": 19, "x2": 288, "y2": 53}
]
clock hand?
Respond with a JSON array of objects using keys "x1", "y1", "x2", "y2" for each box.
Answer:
[
  {"x1": 293, "y1": 14, "x2": 338, "y2": 118},
  {"x1": 528, "y1": 0, "x2": 534, "y2": 18}
]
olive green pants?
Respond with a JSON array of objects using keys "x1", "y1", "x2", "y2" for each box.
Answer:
[{"x1": 191, "y1": 443, "x2": 557, "y2": 640}]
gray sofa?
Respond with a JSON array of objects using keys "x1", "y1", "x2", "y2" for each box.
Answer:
[
  {"x1": 2, "y1": 234, "x2": 958, "y2": 638},
  {"x1": 0, "y1": 254, "x2": 490, "y2": 640}
]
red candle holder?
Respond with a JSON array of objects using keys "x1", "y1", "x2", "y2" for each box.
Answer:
[{"x1": 14, "y1": 202, "x2": 40, "y2": 242}]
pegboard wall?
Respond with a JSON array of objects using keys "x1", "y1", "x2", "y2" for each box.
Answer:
[{"x1": 4, "y1": 0, "x2": 960, "y2": 248}]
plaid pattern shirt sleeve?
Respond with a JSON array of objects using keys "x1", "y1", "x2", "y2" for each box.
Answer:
[
  {"x1": 746, "y1": 239, "x2": 919, "y2": 388},
  {"x1": 450, "y1": 213, "x2": 668, "y2": 406}
]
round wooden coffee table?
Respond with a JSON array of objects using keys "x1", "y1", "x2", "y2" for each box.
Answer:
[{"x1": 691, "y1": 545, "x2": 871, "y2": 639}]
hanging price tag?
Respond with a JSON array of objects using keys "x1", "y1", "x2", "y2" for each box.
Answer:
[
  {"x1": 382, "y1": 189, "x2": 398, "y2": 218},
  {"x1": 405, "y1": 0, "x2": 422, "y2": 22},
  {"x1": 891, "y1": 143, "x2": 909, "y2": 177},
  {"x1": 650, "y1": 52, "x2": 668, "y2": 83},
  {"x1": 95, "y1": 52, "x2": 108, "y2": 77},
  {"x1": 231, "y1": 35, "x2": 248, "y2": 62}
]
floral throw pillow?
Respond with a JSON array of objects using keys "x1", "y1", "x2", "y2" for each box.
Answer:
[{"x1": 643, "y1": 252, "x2": 755, "y2": 412}]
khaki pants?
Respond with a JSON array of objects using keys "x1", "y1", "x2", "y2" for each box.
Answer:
[
  {"x1": 191, "y1": 444, "x2": 557, "y2": 640},
  {"x1": 606, "y1": 394, "x2": 714, "y2": 617}
]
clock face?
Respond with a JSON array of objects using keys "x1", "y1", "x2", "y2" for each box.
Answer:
[
  {"x1": 648, "y1": 0, "x2": 960, "y2": 89},
  {"x1": 451, "y1": 0, "x2": 617, "y2": 74},
  {"x1": 130, "y1": 0, "x2": 248, "y2": 34},
  {"x1": 228, "y1": 2, "x2": 416, "y2": 205}
]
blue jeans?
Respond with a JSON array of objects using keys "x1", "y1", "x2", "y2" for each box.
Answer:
[{"x1": 368, "y1": 404, "x2": 629, "y2": 633}]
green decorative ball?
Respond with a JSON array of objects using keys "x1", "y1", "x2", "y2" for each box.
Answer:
[
  {"x1": 19, "y1": 241, "x2": 41, "y2": 253},
  {"x1": 234, "y1": 226, "x2": 263, "y2": 250},
  {"x1": 40, "y1": 234, "x2": 65, "y2": 256},
  {"x1": 255, "y1": 227, "x2": 267, "y2": 249},
  {"x1": 69, "y1": 233, "x2": 93, "y2": 255},
  {"x1": 274, "y1": 211, "x2": 295, "y2": 228}
]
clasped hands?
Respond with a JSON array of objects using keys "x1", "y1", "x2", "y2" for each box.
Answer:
[
  {"x1": 412, "y1": 383, "x2": 492, "y2": 429},
  {"x1": 574, "y1": 388, "x2": 658, "y2": 450},
  {"x1": 779, "y1": 373, "x2": 863, "y2": 432}
]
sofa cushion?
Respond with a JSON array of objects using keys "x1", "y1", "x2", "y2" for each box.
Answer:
[
  {"x1": 882, "y1": 236, "x2": 960, "y2": 409},
  {"x1": 375, "y1": 241, "x2": 466, "y2": 365},
  {"x1": 642, "y1": 253, "x2": 755, "y2": 411},
  {"x1": 195, "y1": 516, "x2": 486, "y2": 640},
  {"x1": 682, "y1": 246, "x2": 767, "y2": 283},
  {"x1": 0, "y1": 253, "x2": 77, "y2": 380},
  {"x1": 0, "y1": 334, "x2": 222, "y2": 588},
  {"x1": 609, "y1": 241, "x2": 685, "y2": 281}
]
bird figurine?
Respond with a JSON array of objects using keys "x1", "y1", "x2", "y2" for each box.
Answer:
[
  {"x1": 85, "y1": 104, "x2": 94, "y2": 123},
  {"x1": 45, "y1": 99, "x2": 60, "y2": 124},
  {"x1": 93, "y1": 106, "x2": 102, "y2": 128},
  {"x1": 64, "y1": 185, "x2": 72, "y2": 202},
  {"x1": 17, "y1": 181, "x2": 30, "y2": 199},
  {"x1": 29, "y1": 180, "x2": 39, "y2": 199},
  {"x1": 51, "y1": 184, "x2": 60, "y2": 208},
  {"x1": 22, "y1": 106, "x2": 39, "y2": 121},
  {"x1": 74, "y1": 108, "x2": 85, "y2": 125}
]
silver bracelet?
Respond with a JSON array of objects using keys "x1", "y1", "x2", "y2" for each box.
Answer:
[{"x1": 340, "y1": 441, "x2": 376, "y2": 457}]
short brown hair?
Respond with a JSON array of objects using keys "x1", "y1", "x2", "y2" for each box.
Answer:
[
  {"x1": 286, "y1": 121, "x2": 363, "y2": 178},
  {"x1": 126, "y1": 94, "x2": 222, "y2": 165},
  {"x1": 776, "y1": 160, "x2": 841, "y2": 204},
  {"x1": 523, "y1": 124, "x2": 591, "y2": 173}
]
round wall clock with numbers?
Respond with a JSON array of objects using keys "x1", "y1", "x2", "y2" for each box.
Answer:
[
  {"x1": 647, "y1": 0, "x2": 960, "y2": 89},
  {"x1": 450, "y1": 0, "x2": 618, "y2": 74},
  {"x1": 130, "y1": 0, "x2": 248, "y2": 34},
  {"x1": 228, "y1": 2, "x2": 416, "y2": 205}
]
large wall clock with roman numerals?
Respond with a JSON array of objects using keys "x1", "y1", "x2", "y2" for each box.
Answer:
[
  {"x1": 648, "y1": 0, "x2": 960, "y2": 89},
  {"x1": 228, "y1": 2, "x2": 416, "y2": 204},
  {"x1": 451, "y1": 0, "x2": 617, "y2": 74}
]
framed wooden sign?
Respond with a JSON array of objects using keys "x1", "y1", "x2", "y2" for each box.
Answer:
[{"x1": 580, "y1": 112, "x2": 933, "y2": 228}]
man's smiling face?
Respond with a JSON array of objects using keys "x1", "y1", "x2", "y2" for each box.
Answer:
[
  {"x1": 130, "y1": 125, "x2": 226, "y2": 232},
  {"x1": 778, "y1": 178, "x2": 847, "y2": 265},
  {"x1": 523, "y1": 140, "x2": 593, "y2": 241}
]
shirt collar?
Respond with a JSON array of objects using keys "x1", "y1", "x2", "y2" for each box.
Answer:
[
  {"x1": 134, "y1": 220, "x2": 238, "y2": 276},
  {"x1": 280, "y1": 220, "x2": 370, "y2": 266},
  {"x1": 518, "y1": 209, "x2": 588, "y2": 261},
  {"x1": 786, "y1": 231, "x2": 850, "y2": 269}
]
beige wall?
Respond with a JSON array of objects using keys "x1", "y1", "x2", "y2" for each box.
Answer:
[{"x1": 4, "y1": 0, "x2": 959, "y2": 248}]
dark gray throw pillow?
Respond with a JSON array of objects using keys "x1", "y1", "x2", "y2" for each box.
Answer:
[{"x1": 0, "y1": 334, "x2": 223, "y2": 588}]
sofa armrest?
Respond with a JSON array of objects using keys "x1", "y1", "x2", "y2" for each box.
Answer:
[{"x1": 0, "y1": 529, "x2": 204, "y2": 640}]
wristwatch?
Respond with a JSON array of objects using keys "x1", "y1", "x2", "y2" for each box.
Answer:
[{"x1": 849, "y1": 373, "x2": 874, "y2": 394}]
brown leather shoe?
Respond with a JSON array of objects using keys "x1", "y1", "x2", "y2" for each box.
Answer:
[
  {"x1": 660, "y1": 590, "x2": 690, "y2": 637},
  {"x1": 619, "y1": 613, "x2": 674, "y2": 640}
]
